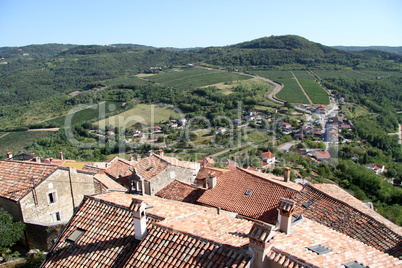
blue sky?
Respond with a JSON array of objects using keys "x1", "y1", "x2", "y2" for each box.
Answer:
[{"x1": 0, "y1": 0, "x2": 401, "y2": 48}]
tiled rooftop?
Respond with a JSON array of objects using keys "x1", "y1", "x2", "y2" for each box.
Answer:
[
  {"x1": 293, "y1": 184, "x2": 402, "y2": 258},
  {"x1": 41, "y1": 196, "x2": 160, "y2": 268},
  {"x1": 269, "y1": 218, "x2": 401, "y2": 267},
  {"x1": 260, "y1": 150, "x2": 275, "y2": 159},
  {"x1": 104, "y1": 157, "x2": 134, "y2": 179},
  {"x1": 125, "y1": 224, "x2": 253, "y2": 268},
  {"x1": 133, "y1": 154, "x2": 192, "y2": 181},
  {"x1": 0, "y1": 160, "x2": 58, "y2": 201},
  {"x1": 155, "y1": 179, "x2": 206, "y2": 203},
  {"x1": 43, "y1": 192, "x2": 254, "y2": 267},
  {"x1": 197, "y1": 168, "x2": 302, "y2": 224},
  {"x1": 93, "y1": 173, "x2": 127, "y2": 191},
  {"x1": 194, "y1": 166, "x2": 229, "y2": 186}
]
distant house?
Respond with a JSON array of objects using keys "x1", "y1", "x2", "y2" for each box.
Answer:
[
  {"x1": 233, "y1": 119, "x2": 241, "y2": 124},
  {"x1": 313, "y1": 151, "x2": 331, "y2": 162},
  {"x1": 366, "y1": 163, "x2": 385, "y2": 175},
  {"x1": 178, "y1": 117, "x2": 187, "y2": 125},
  {"x1": 259, "y1": 150, "x2": 275, "y2": 164}
]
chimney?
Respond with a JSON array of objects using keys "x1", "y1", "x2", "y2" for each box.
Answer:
[
  {"x1": 129, "y1": 155, "x2": 134, "y2": 162},
  {"x1": 136, "y1": 154, "x2": 141, "y2": 161},
  {"x1": 59, "y1": 151, "x2": 63, "y2": 160},
  {"x1": 206, "y1": 172, "x2": 217, "y2": 189},
  {"x1": 49, "y1": 157, "x2": 53, "y2": 163},
  {"x1": 158, "y1": 149, "x2": 164, "y2": 156},
  {"x1": 278, "y1": 198, "x2": 295, "y2": 234},
  {"x1": 130, "y1": 199, "x2": 147, "y2": 240},
  {"x1": 248, "y1": 222, "x2": 275, "y2": 268},
  {"x1": 7, "y1": 152, "x2": 12, "y2": 160},
  {"x1": 284, "y1": 167, "x2": 291, "y2": 182},
  {"x1": 148, "y1": 150, "x2": 153, "y2": 156}
]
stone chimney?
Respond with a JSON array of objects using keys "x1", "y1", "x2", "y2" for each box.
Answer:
[
  {"x1": 59, "y1": 151, "x2": 63, "y2": 160},
  {"x1": 158, "y1": 149, "x2": 164, "y2": 156},
  {"x1": 7, "y1": 152, "x2": 12, "y2": 160},
  {"x1": 278, "y1": 198, "x2": 295, "y2": 234},
  {"x1": 130, "y1": 199, "x2": 147, "y2": 240},
  {"x1": 205, "y1": 172, "x2": 217, "y2": 189},
  {"x1": 248, "y1": 222, "x2": 275, "y2": 268},
  {"x1": 284, "y1": 167, "x2": 291, "y2": 182}
]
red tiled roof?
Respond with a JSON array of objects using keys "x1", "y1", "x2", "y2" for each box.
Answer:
[
  {"x1": 194, "y1": 167, "x2": 229, "y2": 186},
  {"x1": 314, "y1": 151, "x2": 331, "y2": 159},
  {"x1": 260, "y1": 150, "x2": 275, "y2": 159},
  {"x1": 0, "y1": 161, "x2": 58, "y2": 201},
  {"x1": 43, "y1": 192, "x2": 254, "y2": 267},
  {"x1": 156, "y1": 180, "x2": 205, "y2": 203},
  {"x1": 125, "y1": 225, "x2": 253, "y2": 268},
  {"x1": 269, "y1": 218, "x2": 401, "y2": 267},
  {"x1": 93, "y1": 174, "x2": 127, "y2": 191},
  {"x1": 197, "y1": 168, "x2": 302, "y2": 224},
  {"x1": 104, "y1": 157, "x2": 133, "y2": 179},
  {"x1": 41, "y1": 196, "x2": 160, "y2": 268},
  {"x1": 293, "y1": 184, "x2": 402, "y2": 258},
  {"x1": 134, "y1": 154, "x2": 192, "y2": 181}
]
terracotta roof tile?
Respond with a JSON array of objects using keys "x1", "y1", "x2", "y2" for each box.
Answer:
[
  {"x1": 293, "y1": 184, "x2": 402, "y2": 258},
  {"x1": 260, "y1": 150, "x2": 275, "y2": 159},
  {"x1": 0, "y1": 160, "x2": 59, "y2": 201},
  {"x1": 94, "y1": 174, "x2": 127, "y2": 191},
  {"x1": 156, "y1": 180, "x2": 206, "y2": 203},
  {"x1": 269, "y1": 218, "x2": 401, "y2": 267},
  {"x1": 104, "y1": 158, "x2": 133, "y2": 179},
  {"x1": 197, "y1": 168, "x2": 302, "y2": 224}
]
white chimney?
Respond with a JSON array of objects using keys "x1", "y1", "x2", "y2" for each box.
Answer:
[
  {"x1": 206, "y1": 173, "x2": 217, "y2": 189},
  {"x1": 278, "y1": 198, "x2": 295, "y2": 234},
  {"x1": 284, "y1": 167, "x2": 291, "y2": 182},
  {"x1": 7, "y1": 152, "x2": 12, "y2": 159},
  {"x1": 148, "y1": 150, "x2": 153, "y2": 156},
  {"x1": 158, "y1": 149, "x2": 164, "y2": 156},
  {"x1": 248, "y1": 222, "x2": 275, "y2": 268},
  {"x1": 130, "y1": 199, "x2": 147, "y2": 240}
]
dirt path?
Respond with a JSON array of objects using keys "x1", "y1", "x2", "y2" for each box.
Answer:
[
  {"x1": 0, "y1": 132, "x2": 9, "y2": 139},
  {"x1": 28, "y1": 128, "x2": 60, "y2": 132},
  {"x1": 208, "y1": 142, "x2": 253, "y2": 158},
  {"x1": 389, "y1": 124, "x2": 402, "y2": 145},
  {"x1": 291, "y1": 71, "x2": 313, "y2": 105}
]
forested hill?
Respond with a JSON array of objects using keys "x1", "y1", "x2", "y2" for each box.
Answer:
[
  {"x1": 333, "y1": 45, "x2": 402, "y2": 55},
  {"x1": 0, "y1": 35, "x2": 401, "y2": 108}
]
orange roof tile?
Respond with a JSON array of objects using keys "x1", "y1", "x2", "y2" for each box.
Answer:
[
  {"x1": 0, "y1": 160, "x2": 58, "y2": 201},
  {"x1": 93, "y1": 174, "x2": 127, "y2": 191},
  {"x1": 260, "y1": 150, "x2": 275, "y2": 159},
  {"x1": 133, "y1": 154, "x2": 192, "y2": 181},
  {"x1": 269, "y1": 218, "x2": 401, "y2": 267},
  {"x1": 293, "y1": 184, "x2": 402, "y2": 258},
  {"x1": 156, "y1": 180, "x2": 205, "y2": 203},
  {"x1": 104, "y1": 158, "x2": 133, "y2": 179},
  {"x1": 197, "y1": 168, "x2": 302, "y2": 224}
]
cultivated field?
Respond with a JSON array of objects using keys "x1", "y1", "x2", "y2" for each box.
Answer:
[
  {"x1": 291, "y1": 70, "x2": 315, "y2": 80},
  {"x1": 275, "y1": 78, "x2": 310, "y2": 104},
  {"x1": 298, "y1": 79, "x2": 330, "y2": 104},
  {"x1": 0, "y1": 131, "x2": 55, "y2": 156},
  {"x1": 251, "y1": 70, "x2": 294, "y2": 79},
  {"x1": 104, "y1": 77, "x2": 150, "y2": 87},
  {"x1": 94, "y1": 103, "x2": 181, "y2": 128},
  {"x1": 146, "y1": 68, "x2": 251, "y2": 90}
]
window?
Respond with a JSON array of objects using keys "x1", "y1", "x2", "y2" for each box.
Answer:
[
  {"x1": 52, "y1": 212, "x2": 61, "y2": 222},
  {"x1": 66, "y1": 228, "x2": 85, "y2": 243},
  {"x1": 47, "y1": 191, "x2": 57, "y2": 204},
  {"x1": 343, "y1": 261, "x2": 369, "y2": 268},
  {"x1": 307, "y1": 244, "x2": 332, "y2": 255},
  {"x1": 245, "y1": 190, "x2": 253, "y2": 196}
]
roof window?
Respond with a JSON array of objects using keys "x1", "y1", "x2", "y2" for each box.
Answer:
[
  {"x1": 302, "y1": 200, "x2": 313, "y2": 209},
  {"x1": 146, "y1": 166, "x2": 153, "y2": 171},
  {"x1": 307, "y1": 244, "x2": 332, "y2": 255},
  {"x1": 66, "y1": 228, "x2": 85, "y2": 243},
  {"x1": 245, "y1": 190, "x2": 252, "y2": 196},
  {"x1": 344, "y1": 261, "x2": 369, "y2": 268}
]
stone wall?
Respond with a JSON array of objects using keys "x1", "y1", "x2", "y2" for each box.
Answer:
[{"x1": 149, "y1": 166, "x2": 194, "y2": 195}]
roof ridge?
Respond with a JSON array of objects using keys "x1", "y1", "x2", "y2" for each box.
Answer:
[
  {"x1": 238, "y1": 168, "x2": 301, "y2": 191},
  {"x1": 305, "y1": 184, "x2": 402, "y2": 236},
  {"x1": 153, "y1": 154, "x2": 193, "y2": 169},
  {"x1": 1, "y1": 160, "x2": 59, "y2": 168}
]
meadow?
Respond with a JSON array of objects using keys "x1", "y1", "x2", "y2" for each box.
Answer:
[
  {"x1": 0, "y1": 131, "x2": 55, "y2": 156},
  {"x1": 94, "y1": 103, "x2": 181, "y2": 128},
  {"x1": 146, "y1": 68, "x2": 251, "y2": 90},
  {"x1": 298, "y1": 79, "x2": 330, "y2": 104},
  {"x1": 275, "y1": 78, "x2": 310, "y2": 104}
]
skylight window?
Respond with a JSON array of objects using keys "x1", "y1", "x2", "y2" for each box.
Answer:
[
  {"x1": 344, "y1": 261, "x2": 369, "y2": 268},
  {"x1": 146, "y1": 166, "x2": 153, "y2": 171},
  {"x1": 66, "y1": 228, "x2": 85, "y2": 243},
  {"x1": 307, "y1": 244, "x2": 332, "y2": 255},
  {"x1": 302, "y1": 200, "x2": 313, "y2": 209},
  {"x1": 245, "y1": 190, "x2": 252, "y2": 196}
]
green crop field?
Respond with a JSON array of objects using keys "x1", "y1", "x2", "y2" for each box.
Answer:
[
  {"x1": 275, "y1": 78, "x2": 310, "y2": 104},
  {"x1": 250, "y1": 70, "x2": 294, "y2": 79},
  {"x1": 94, "y1": 103, "x2": 181, "y2": 128},
  {"x1": 46, "y1": 101, "x2": 126, "y2": 127},
  {"x1": 0, "y1": 131, "x2": 55, "y2": 156},
  {"x1": 299, "y1": 79, "x2": 330, "y2": 104},
  {"x1": 291, "y1": 70, "x2": 316, "y2": 80},
  {"x1": 146, "y1": 68, "x2": 251, "y2": 90},
  {"x1": 312, "y1": 69, "x2": 374, "y2": 80},
  {"x1": 104, "y1": 77, "x2": 150, "y2": 87}
]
